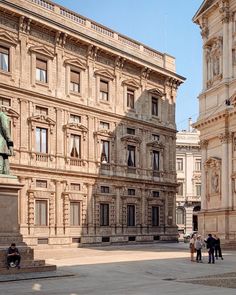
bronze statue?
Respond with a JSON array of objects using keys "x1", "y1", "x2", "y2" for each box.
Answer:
[{"x1": 0, "y1": 108, "x2": 13, "y2": 174}]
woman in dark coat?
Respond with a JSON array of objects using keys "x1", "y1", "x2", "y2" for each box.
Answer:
[{"x1": 214, "y1": 235, "x2": 223, "y2": 260}]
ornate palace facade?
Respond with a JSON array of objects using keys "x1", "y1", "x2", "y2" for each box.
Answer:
[
  {"x1": 0, "y1": 0, "x2": 184, "y2": 247},
  {"x1": 176, "y1": 120, "x2": 201, "y2": 237},
  {"x1": 194, "y1": 0, "x2": 236, "y2": 245}
]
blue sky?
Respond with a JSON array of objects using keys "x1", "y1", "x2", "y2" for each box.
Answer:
[{"x1": 54, "y1": 0, "x2": 203, "y2": 131}]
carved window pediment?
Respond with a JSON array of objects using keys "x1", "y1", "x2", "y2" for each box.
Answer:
[
  {"x1": 2, "y1": 108, "x2": 20, "y2": 127},
  {"x1": 146, "y1": 140, "x2": 164, "y2": 149},
  {"x1": 94, "y1": 129, "x2": 114, "y2": 138},
  {"x1": 121, "y1": 134, "x2": 142, "y2": 144},
  {"x1": 64, "y1": 58, "x2": 86, "y2": 70},
  {"x1": 28, "y1": 115, "x2": 56, "y2": 127},
  {"x1": 0, "y1": 30, "x2": 17, "y2": 46},
  {"x1": 94, "y1": 69, "x2": 115, "y2": 80},
  {"x1": 63, "y1": 122, "x2": 88, "y2": 133},
  {"x1": 29, "y1": 45, "x2": 54, "y2": 59},
  {"x1": 148, "y1": 88, "x2": 165, "y2": 98},
  {"x1": 122, "y1": 79, "x2": 140, "y2": 89}
]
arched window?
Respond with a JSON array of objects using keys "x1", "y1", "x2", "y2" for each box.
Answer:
[{"x1": 176, "y1": 207, "x2": 185, "y2": 224}]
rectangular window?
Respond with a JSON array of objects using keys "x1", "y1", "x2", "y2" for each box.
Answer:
[
  {"x1": 0, "y1": 46, "x2": 9, "y2": 72},
  {"x1": 71, "y1": 183, "x2": 81, "y2": 191},
  {"x1": 70, "y1": 70, "x2": 80, "y2": 93},
  {"x1": 70, "y1": 134, "x2": 81, "y2": 158},
  {"x1": 36, "y1": 106, "x2": 48, "y2": 116},
  {"x1": 152, "y1": 191, "x2": 160, "y2": 198},
  {"x1": 127, "y1": 89, "x2": 134, "y2": 109},
  {"x1": 195, "y1": 159, "x2": 201, "y2": 171},
  {"x1": 152, "y1": 97, "x2": 158, "y2": 116},
  {"x1": 177, "y1": 158, "x2": 183, "y2": 171},
  {"x1": 70, "y1": 202, "x2": 81, "y2": 226},
  {"x1": 127, "y1": 145, "x2": 136, "y2": 167},
  {"x1": 153, "y1": 150, "x2": 160, "y2": 171},
  {"x1": 127, "y1": 128, "x2": 135, "y2": 135},
  {"x1": 35, "y1": 200, "x2": 47, "y2": 226},
  {"x1": 100, "y1": 121, "x2": 110, "y2": 129},
  {"x1": 178, "y1": 183, "x2": 183, "y2": 196},
  {"x1": 0, "y1": 97, "x2": 11, "y2": 106},
  {"x1": 100, "y1": 203, "x2": 109, "y2": 226},
  {"x1": 36, "y1": 58, "x2": 47, "y2": 83},
  {"x1": 101, "y1": 186, "x2": 109, "y2": 193},
  {"x1": 36, "y1": 127, "x2": 48, "y2": 153},
  {"x1": 100, "y1": 80, "x2": 109, "y2": 101},
  {"x1": 101, "y1": 140, "x2": 110, "y2": 163},
  {"x1": 152, "y1": 134, "x2": 160, "y2": 141},
  {"x1": 128, "y1": 189, "x2": 135, "y2": 196},
  {"x1": 127, "y1": 205, "x2": 135, "y2": 226},
  {"x1": 196, "y1": 184, "x2": 201, "y2": 196},
  {"x1": 70, "y1": 114, "x2": 81, "y2": 123},
  {"x1": 36, "y1": 180, "x2": 47, "y2": 188},
  {"x1": 152, "y1": 206, "x2": 160, "y2": 226}
]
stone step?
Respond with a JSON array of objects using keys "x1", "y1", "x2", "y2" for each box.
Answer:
[
  {"x1": 0, "y1": 259, "x2": 45, "y2": 268},
  {"x1": 0, "y1": 264, "x2": 56, "y2": 275}
]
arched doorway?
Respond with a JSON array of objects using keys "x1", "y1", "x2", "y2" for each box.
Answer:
[{"x1": 193, "y1": 205, "x2": 201, "y2": 231}]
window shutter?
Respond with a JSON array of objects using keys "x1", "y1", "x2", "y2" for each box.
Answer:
[
  {"x1": 36, "y1": 59, "x2": 47, "y2": 70},
  {"x1": 100, "y1": 80, "x2": 108, "y2": 92},
  {"x1": 0, "y1": 46, "x2": 9, "y2": 54},
  {"x1": 71, "y1": 71, "x2": 80, "y2": 83}
]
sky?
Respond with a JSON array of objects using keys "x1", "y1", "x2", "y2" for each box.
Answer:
[{"x1": 54, "y1": 0, "x2": 203, "y2": 131}]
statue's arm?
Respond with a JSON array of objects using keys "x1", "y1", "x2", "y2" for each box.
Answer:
[{"x1": 1, "y1": 114, "x2": 13, "y2": 148}]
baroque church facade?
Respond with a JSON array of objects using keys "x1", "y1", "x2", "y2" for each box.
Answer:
[
  {"x1": 0, "y1": 0, "x2": 184, "y2": 247},
  {"x1": 194, "y1": 0, "x2": 236, "y2": 245}
]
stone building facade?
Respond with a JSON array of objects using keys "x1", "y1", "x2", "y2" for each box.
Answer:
[
  {"x1": 0, "y1": 0, "x2": 184, "y2": 247},
  {"x1": 193, "y1": 0, "x2": 236, "y2": 245},
  {"x1": 176, "y1": 119, "x2": 201, "y2": 237}
]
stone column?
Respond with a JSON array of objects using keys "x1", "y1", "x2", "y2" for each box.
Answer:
[
  {"x1": 141, "y1": 188, "x2": 147, "y2": 234},
  {"x1": 219, "y1": 133, "x2": 229, "y2": 208},
  {"x1": 55, "y1": 180, "x2": 63, "y2": 235},
  {"x1": 115, "y1": 185, "x2": 122, "y2": 234},
  {"x1": 18, "y1": 177, "x2": 28, "y2": 236},
  {"x1": 228, "y1": 133, "x2": 233, "y2": 208},
  {"x1": 86, "y1": 183, "x2": 94, "y2": 235},
  {"x1": 200, "y1": 140, "x2": 208, "y2": 210},
  {"x1": 220, "y1": 1, "x2": 230, "y2": 80}
]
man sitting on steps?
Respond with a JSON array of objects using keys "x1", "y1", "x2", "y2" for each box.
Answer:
[{"x1": 7, "y1": 243, "x2": 21, "y2": 269}]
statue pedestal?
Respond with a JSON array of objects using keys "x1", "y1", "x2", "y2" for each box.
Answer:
[{"x1": 0, "y1": 176, "x2": 56, "y2": 273}]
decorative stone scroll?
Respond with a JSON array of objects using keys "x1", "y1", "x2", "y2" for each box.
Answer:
[{"x1": 205, "y1": 157, "x2": 221, "y2": 198}]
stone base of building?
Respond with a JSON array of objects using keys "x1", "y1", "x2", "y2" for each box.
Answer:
[
  {"x1": 198, "y1": 209, "x2": 236, "y2": 246},
  {"x1": 0, "y1": 176, "x2": 56, "y2": 274},
  {"x1": 22, "y1": 227, "x2": 179, "y2": 248}
]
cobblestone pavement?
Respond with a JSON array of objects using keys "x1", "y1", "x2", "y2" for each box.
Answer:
[{"x1": 0, "y1": 243, "x2": 236, "y2": 295}]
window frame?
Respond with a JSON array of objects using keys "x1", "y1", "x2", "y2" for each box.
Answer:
[
  {"x1": 127, "y1": 145, "x2": 136, "y2": 167},
  {"x1": 70, "y1": 201, "x2": 81, "y2": 226},
  {"x1": 70, "y1": 69, "x2": 81, "y2": 93},
  {"x1": 36, "y1": 127, "x2": 48, "y2": 154},
  {"x1": 100, "y1": 79, "x2": 109, "y2": 101},
  {"x1": 35, "y1": 199, "x2": 48, "y2": 226},
  {"x1": 151, "y1": 96, "x2": 158, "y2": 116},
  {"x1": 127, "y1": 88, "x2": 135, "y2": 109},
  {"x1": 127, "y1": 204, "x2": 135, "y2": 227},
  {"x1": 0, "y1": 45, "x2": 9, "y2": 73},
  {"x1": 36, "y1": 58, "x2": 48, "y2": 84},
  {"x1": 100, "y1": 203, "x2": 109, "y2": 226},
  {"x1": 152, "y1": 206, "x2": 160, "y2": 226}
]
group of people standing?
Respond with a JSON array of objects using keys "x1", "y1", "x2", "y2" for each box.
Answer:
[{"x1": 189, "y1": 233, "x2": 223, "y2": 263}]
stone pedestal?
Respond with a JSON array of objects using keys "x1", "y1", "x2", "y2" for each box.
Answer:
[{"x1": 0, "y1": 175, "x2": 56, "y2": 273}]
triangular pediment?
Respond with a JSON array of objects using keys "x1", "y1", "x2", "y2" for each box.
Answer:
[
  {"x1": 94, "y1": 69, "x2": 115, "y2": 80},
  {"x1": 122, "y1": 79, "x2": 140, "y2": 89},
  {"x1": 28, "y1": 115, "x2": 56, "y2": 126},
  {"x1": 64, "y1": 123, "x2": 88, "y2": 132},
  {"x1": 29, "y1": 45, "x2": 54, "y2": 59},
  {"x1": 193, "y1": 0, "x2": 217, "y2": 22},
  {"x1": 0, "y1": 30, "x2": 17, "y2": 45},
  {"x1": 148, "y1": 88, "x2": 165, "y2": 97},
  {"x1": 6, "y1": 108, "x2": 19, "y2": 118},
  {"x1": 64, "y1": 58, "x2": 86, "y2": 70}
]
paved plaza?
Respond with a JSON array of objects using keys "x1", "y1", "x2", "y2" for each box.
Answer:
[{"x1": 0, "y1": 243, "x2": 236, "y2": 294}]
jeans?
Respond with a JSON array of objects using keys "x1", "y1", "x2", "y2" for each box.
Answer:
[
  {"x1": 208, "y1": 248, "x2": 215, "y2": 263},
  {"x1": 196, "y1": 249, "x2": 202, "y2": 261}
]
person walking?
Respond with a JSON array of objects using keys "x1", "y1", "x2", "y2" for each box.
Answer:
[
  {"x1": 189, "y1": 233, "x2": 196, "y2": 262},
  {"x1": 205, "y1": 234, "x2": 216, "y2": 264},
  {"x1": 214, "y1": 235, "x2": 223, "y2": 260},
  {"x1": 195, "y1": 235, "x2": 203, "y2": 263}
]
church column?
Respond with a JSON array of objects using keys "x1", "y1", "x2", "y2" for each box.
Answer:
[
  {"x1": 115, "y1": 185, "x2": 122, "y2": 234},
  {"x1": 200, "y1": 140, "x2": 208, "y2": 211},
  {"x1": 228, "y1": 133, "x2": 233, "y2": 208},
  {"x1": 219, "y1": 133, "x2": 229, "y2": 208},
  {"x1": 86, "y1": 183, "x2": 94, "y2": 235},
  {"x1": 220, "y1": 0, "x2": 230, "y2": 80}
]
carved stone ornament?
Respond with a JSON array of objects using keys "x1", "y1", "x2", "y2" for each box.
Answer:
[
  {"x1": 219, "y1": 0, "x2": 230, "y2": 23},
  {"x1": 64, "y1": 57, "x2": 86, "y2": 70},
  {"x1": 146, "y1": 140, "x2": 165, "y2": 149},
  {"x1": 94, "y1": 68, "x2": 115, "y2": 80},
  {"x1": 19, "y1": 16, "x2": 31, "y2": 34},
  {"x1": 199, "y1": 139, "x2": 208, "y2": 149},
  {"x1": 28, "y1": 115, "x2": 56, "y2": 134},
  {"x1": 141, "y1": 67, "x2": 151, "y2": 80},
  {"x1": 205, "y1": 157, "x2": 221, "y2": 198},
  {"x1": 94, "y1": 129, "x2": 115, "y2": 138},
  {"x1": 63, "y1": 123, "x2": 88, "y2": 140},
  {"x1": 219, "y1": 132, "x2": 231, "y2": 143},
  {"x1": 0, "y1": 106, "x2": 19, "y2": 127},
  {"x1": 121, "y1": 78, "x2": 140, "y2": 89},
  {"x1": 55, "y1": 31, "x2": 67, "y2": 47},
  {"x1": 147, "y1": 87, "x2": 165, "y2": 98},
  {"x1": 29, "y1": 45, "x2": 54, "y2": 59},
  {"x1": 115, "y1": 56, "x2": 126, "y2": 69},
  {"x1": 200, "y1": 17, "x2": 209, "y2": 38},
  {"x1": 120, "y1": 134, "x2": 142, "y2": 144},
  {"x1": 0, "y1": 30, "x2": 18, "y2": 46}
]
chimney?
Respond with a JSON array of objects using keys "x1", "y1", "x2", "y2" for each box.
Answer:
[{"x1": 188, "y1": 118, "x2": 192, "y2": 132}]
